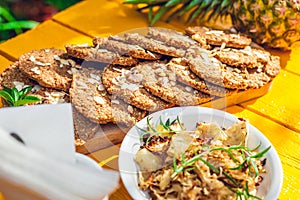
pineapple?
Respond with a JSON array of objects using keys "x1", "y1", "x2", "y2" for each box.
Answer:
[{"x1": 124, "y1": 0, "x2": 300, "y2": 50}]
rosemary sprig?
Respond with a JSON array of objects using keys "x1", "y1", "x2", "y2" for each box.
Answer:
[
  {"x1": 0, "y1": 86, "x2": 41, "y2": 106},
  {"x1": 235, "y1": 181, "x2": 262, "y2": 200},
  {"x1": 229, "y1": 146, "x2": 271, "y2": 177},
  {"x1": 171, "y1": 143, "x2": 270, "y2": 199},
  {"x1": 136, "y1": 116, "x2": 184, "y2": 144},
  {"x1": 172, "y1": 152, "x2": 206, "y2": 178}
]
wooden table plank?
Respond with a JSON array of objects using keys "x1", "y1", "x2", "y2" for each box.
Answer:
[
  {"x1": 284, "y1": 44, "x2": 300, "y2": 76},
  {"x1": 52, "y1": 0, "x2": 179, "y2": 37},
  {"x1": 226, "y1": 106, "x2": 300, "y2": 200},
  {"x1": 240, "y1": 69, "x2": 300, "y2": 133},
  {"x1": 0, "y1": 1, "x2": 298, "y2": 199},
  {"x1": 90, "y1": 106, "x2": 300, "y2": 200},
  {"x1": 0, "y1": 20, "x2": 92, "y2": 60},
  {"x1": 267, "y1": 45, "x2": 300, "y2": 76},
  {"x1": 0, "y1": 55, "x2": 12, "y2": 73}
]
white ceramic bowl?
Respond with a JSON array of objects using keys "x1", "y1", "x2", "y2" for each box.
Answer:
[
  {"x1": 75, "y1": 153, "x2": 108, "y2": 200},
  {"x1": 119, "y1": 106, "x2": 283, "y2": 200},
  {"x1": 75, "y1": 153, "x2": 101, "y2": 170}
]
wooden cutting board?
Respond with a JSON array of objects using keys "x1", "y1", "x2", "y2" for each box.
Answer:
[{"x1": 76, "y1": 82, "x2": 272, "y2": 154}]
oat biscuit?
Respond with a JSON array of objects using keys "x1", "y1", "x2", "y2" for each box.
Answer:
[
  {"x1": 212, "y1": 47, "x2": 267, "y2": 68},
  {"x1": 0, "y1": 61, "x2": 69, "y2": 105},
  {"x1": 186, "y1": 26, "x2": 251, "y2": 49},
  {"x1": 0, "y1": 61, "x2": 35, "y2": 89},
  {"x1": 264, "y1": 56, "x2": 281, "y2": 77},
  {"x1": 134, "y1": 62, "x2": 212, "y2": 106},
  {"x1": 147, "y1": 27, "x2": 198, "y2": 49},
  {"x1": 70, "y1": 67, "x2": 113, "y2": 124},
  {"x1": 185, "y1": 47, "x2": 249, "y2": 89},
  {"x1": 39, "y1": 90, "x2": 70, "y2": 104},
  {"x1": 167, "y1": 58, "x2": 237, "y2": 97},
  {"x1": 111, "y1": 97, "x2": 147, "y2": 127},
  {"x1": 70, "y1": 67, "x2": 146, "y2": 126},
  {"x1": 73, "y1": 108, "x2": 99, "y2": 142},
  {"x1": 65, "y1": 44, "x2": 138, "y2": 66},
  {"x1": 102, "y1": 65, "x2": 170, "y2": 111},
  {"x1": 246, "y1": 68, "x2": 271, "y2": 88},
  {"x1": 93, "y1": 36, "x2": 161, "y2": 60},
  {"x1": 124, "y1": 33, "x2": 185, "y2": 57},
  {"x1": 18, "y1": 48, "x2": 77, "y2": 92}
]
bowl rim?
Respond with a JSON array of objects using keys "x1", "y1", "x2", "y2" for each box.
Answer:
[{"x1": 118, "y1": 106, "x2": 283, "y2": 200}]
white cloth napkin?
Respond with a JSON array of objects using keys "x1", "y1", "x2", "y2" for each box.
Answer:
[
  {"x1": 0, "y1": 103, "x2": 75, "y2": 163},
  {"x1": 0, "y1": 104, "x2": 119, "y2": 200}
]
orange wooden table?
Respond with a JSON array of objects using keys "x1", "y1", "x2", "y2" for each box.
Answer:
[{"x1": 0, "y1": 0, "x2": 300, "y2": 199}]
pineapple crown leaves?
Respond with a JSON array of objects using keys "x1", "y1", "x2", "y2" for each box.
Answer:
[
  {"x1": 0, "y1": 86, "x2": 41, "y2": 106},
  {"x1": 123, "y1": 0, "x2": 233, "y2": 26}
]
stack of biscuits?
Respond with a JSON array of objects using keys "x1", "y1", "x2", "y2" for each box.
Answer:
[{"x1": 0, "y1": 26, "x2": 280, "y2": 145}]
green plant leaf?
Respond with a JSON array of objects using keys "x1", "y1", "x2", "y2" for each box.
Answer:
[
  {"x1": 229, "y1": 161, "x2": 246, "y2": 170},
  {"x1": 2, "y1": 86, "x2": 13, "y2": 96},
  {"x1": 250, "y1": 159, "x2": 259, "y2": 177},
  {"x1": 148, "y1": 5, "x2": 153, "y2": 22},
  {"x1": 14, "y1": 95, "x2": 41, "y2": 106},
  {"x1": 170, "y1": 118, "x2": 177, "y2": 126},
  {"x1": 187, "y1": 0, "x2": 212, "y2": 23},
  {"x1": 165, "y1": 118, "x2": 170, "y2": 127},
  {"x1": 198, "y1": 156, "x2": 219, "y2": 173},
  {"x1": 0, "y1": 20, "x2": 38, "y2": 31},
  {"x1": 0, "y1": 86, "x2": 40, "y2": 107},
  {"x1": 250, "y1": 146, "x2": 271, "y2": 159},
  {"x1": 150, "y1": 5, "x2": 168, "y2": 26},
  {"x1": 23, "y1": 95, "x2": 41, "y2": 101},
  {"x1": 179, "y1": 0, "x2": 202, "y2": 17},
  {"x1": 166, "y1": 1, "x2": 193, "y2": 22},
  {"x1": 0, "y1": 6, "x2": 22, "y2": 34},
  {"x1": 0, "y1": 90, "x2": 14, "y2": 106},
  {"x1": 136, "y1": 2, "x2": 166, "y2": 11},
  {"x1": 45, "y1": 0, "x2": 80, "y2": 10},
  {"x1": 124, "y1": 0, "x2": 158, "y2": 4},
  {"x1": 223, "y1": 171, "x2": 239, "y2": 187},
  {"x1": 19, "y1": 86, "x2": 33, "y2": 99},
  {"x1": 165, "y1": 0, "x2": 184, "y2": 7},
  {"x1": 211, "y1": 147, "x2": 240, "y2": 163},
  {"x1": 0, "y1": 6, "x2": 15, "y2": 22},
  {"x1": 147, "y1": 117, "x2": 157, "y2": 132},
  {"x1": 11, "y1": 87, "x2": 20, "y2": 101}
]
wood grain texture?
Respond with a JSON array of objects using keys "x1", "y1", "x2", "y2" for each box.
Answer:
[
  {"x1": 75, "y1": 82, "x2": 271, "y2": 154},
  {"x1": 0, "y1": 0, "x2": 299, "y2": 199},
  {"x1": 226, "y1": 106, "x2": 300, "y2": 200},
  {"x1": 52, "y1": 0, "x2": 179, "y2": 37},
  {"x1": 0, "y1": 55, "x2": 12, "y2": 73},
  {"x1": 0, "y1": 21, "x2": 91, "y2": 60},
  {"x1": 241, "y1": 69, "x2": 300, "y2": 133},
  {"x1": 91, "y1": 106, "x2": 300, "y2": 200},
  {"x1": 76, "y1": 124, "x2": 128, "y2": 155},
  {"x1": 284, "y1": 44, "x2": 300, "y2": 75}
]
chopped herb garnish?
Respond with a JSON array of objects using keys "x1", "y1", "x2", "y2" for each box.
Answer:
[
  {"x1": 171, "y1": 144, "x2": 270, "y2": 200},
  {"x1": 136, "y1": 116, "x2": 185, "y2": 144},
  {"x1": 136, "y1": 116, "x2": 269, "y2": 200}
]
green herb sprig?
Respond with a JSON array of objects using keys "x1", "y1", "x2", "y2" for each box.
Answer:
[
  {"x1": 171, "y1": 144, "x2": 270, "y2": 200},
  {"x1": 0, "y1": 86, "x2": 41, "y2": 106},
  {"x1": 136, "y1": 116, "x2": 185, "y2": 144}
]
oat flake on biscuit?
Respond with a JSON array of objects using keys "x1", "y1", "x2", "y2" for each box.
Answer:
[
  {"x1": 93, "y1": 36, "x2": 161, "y2": 60},
  {"x1": 167, "y1": 58, "x2": 237, "y2": 97},
  {"x1": 65, "y1": 44, "x2": 138, "y2": 66},
  {"x1": 102, "y1": 65, "x2": 171, "y2": 111},
  {"x1": 70, "y1": 67, "x2": 113, "y2": 124},
  {"x1": 135, "y1": 61, "x2": 212, "y2": 106},
  {"x1": 18, "y1": 48, "x2": 76, "y2": 92}
]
